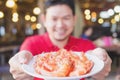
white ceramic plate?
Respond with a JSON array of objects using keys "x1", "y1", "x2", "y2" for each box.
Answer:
[{"x1": 22, "y1": 52, "x2": 104, "y2": 80}]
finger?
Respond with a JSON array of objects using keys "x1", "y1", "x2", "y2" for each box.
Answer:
[
  {"x1": 91, "y1": 48, "x2": 107, "y2": 61},
  {"x1": 97, "y1": 60, "x2": 111, "y2": 77},
  {"x1": 103, "y1": 54, "x2": 112, "y2": 71},
  {"x1": 9, "y1": 54, "x2": 21, "y2": 72},
  {"x1": 93, "y1": 68, "x2": 109, "y2": 79},
  {"x1": 12, "y1": 71, "x2": 33, "y2": 80},
  {"x1": 104, "y1": 54, "x2": 112, "y2": 65},
  {"x1": 18, "y1": 50, "x2": 33, "y2": 64},
  {"x1": 9, "y1": 61, "x2": 23, "y2": 75},
  {"x1": 104, "y1": 60, "x2": 112, "y2": 75},
  {"x1": 101, "y1": 67, "x2": 110, "y2": 76},
  {"x1": 92, "y1": 73, "x2": 106, "y2": 80}
]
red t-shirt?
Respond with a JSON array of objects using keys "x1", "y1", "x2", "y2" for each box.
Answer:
[{"x1": 20, "y1": 33, "x2": 96, "y2": 80}]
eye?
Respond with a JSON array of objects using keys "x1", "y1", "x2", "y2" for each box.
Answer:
[
  {"x1": 64, "y1": 16, "x2": 71, "y2": 20},
  {"x1": 52, "y1": 18, "x2": 57, "y2": 21},
  {"x1": 64, "y1": 17, "x2": 69, "y2": 20}
]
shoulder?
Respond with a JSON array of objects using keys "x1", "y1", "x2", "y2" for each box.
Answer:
[
  {"x1": 69, "y1": 36, "x2": 96, "y2": 51},
  {"x1": 25, "y1": 33, "x2": 48, "y2": 42},
  {"x1": 26, "y1": 34, "x2": 46, "y2": 40},
  {"x1": 20, "y1": 33, "x2": 49, "y2": 54},
  {"x1": 21, "y1": 33, "x2": 49, "y2": 47},
  {"x1": 70, "y1": 36, "x2": 93, "y2": 44}
]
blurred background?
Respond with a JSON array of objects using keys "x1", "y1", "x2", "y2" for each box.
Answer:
[{"x1": 0, "y1": 0, "x2": 120, "y2": 80}]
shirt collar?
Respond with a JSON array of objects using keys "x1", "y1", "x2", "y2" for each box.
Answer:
[{"x1": 44, "y1": 33, "x2": 72, "y2": 49}]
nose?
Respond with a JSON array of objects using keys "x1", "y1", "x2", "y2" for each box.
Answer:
[{"x1": 56, "y1": 20, "x2": 64, "y2": 28}]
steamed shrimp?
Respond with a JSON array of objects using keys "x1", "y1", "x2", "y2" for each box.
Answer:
[
  {"x1": 34, "y1": 49, "x2": 94, "y2": 77},
  {"x1": 38, "y1": 58, "x2": 73, "y2": 77},
  {"x1": 69, "y1": 52, "x2": 94, "y2": 76},
  {"x1": 34, "y1": 49, "x2": 73, "y2": 77}
]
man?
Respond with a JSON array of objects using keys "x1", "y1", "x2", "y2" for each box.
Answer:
[{"x1": 9, "y1": 0, "x2": 112, "y2": 80}]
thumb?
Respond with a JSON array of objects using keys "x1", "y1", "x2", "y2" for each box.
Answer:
[
  {"x1": 88, "y1": 48, "x2": 107, "y2": 61},
  {"x1": 18, "y1": 50, "x2": 33, "y2": 64}
]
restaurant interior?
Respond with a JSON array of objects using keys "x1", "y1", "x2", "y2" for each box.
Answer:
[{"x1": 0, "y1": 0, "x2": 120, "y2": 80}]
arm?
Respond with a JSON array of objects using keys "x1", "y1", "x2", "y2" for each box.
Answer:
[{"x1": 9, "y1": 50, "x2": 34, "y2": 80}]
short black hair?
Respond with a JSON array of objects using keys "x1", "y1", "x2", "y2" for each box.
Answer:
[{"x1": 44, "y1": 0, "x2": 75, "y2": 15}]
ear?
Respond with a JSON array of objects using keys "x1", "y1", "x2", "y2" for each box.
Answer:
[
  {"x1": 40, "y1": 14, "x2": 46, "y2": 27},
  {"x1": 73, "y1": 15, "x2": 77, "y2": 25}
]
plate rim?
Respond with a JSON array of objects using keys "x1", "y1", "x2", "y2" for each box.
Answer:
[{"x1": 22, "y1": 52, "x2": 104, "y2": 80}]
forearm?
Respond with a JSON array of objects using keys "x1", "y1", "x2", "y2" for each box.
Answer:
[
  {"x1": 91, "y1": 77, "x2": 105, "y2": 80},
  {"x1": 86, "y1": 76, "x2": 106, "y2": 80}
]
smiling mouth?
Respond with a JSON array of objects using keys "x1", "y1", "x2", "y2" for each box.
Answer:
[{"x1": 56, "y1": 31, "x2": 66, "y2": 36}]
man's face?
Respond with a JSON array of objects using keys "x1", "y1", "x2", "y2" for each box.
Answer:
[{"x1": 44, "y1": 4, "x2": 76, "y2": 41}]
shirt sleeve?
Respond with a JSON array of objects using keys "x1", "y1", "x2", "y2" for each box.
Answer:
[
  {"x1": 20, "y1": 37, "x2": 37, "y2": 55},
  {"x1": 84, "y1": 40, "x2": 96, "y2": 52}
]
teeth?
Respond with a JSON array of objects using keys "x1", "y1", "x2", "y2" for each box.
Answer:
[
  {"x1": 57, "y1": 30, "x2": 64, "y2": 33},
  {"x1": 56, "y1": 30, "x2": 65, "y2": 34}
]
